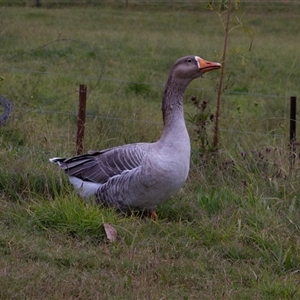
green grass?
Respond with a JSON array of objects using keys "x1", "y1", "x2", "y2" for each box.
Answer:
[{"x1": 1, "y1": 2, "x2": 300, "y2": 299}]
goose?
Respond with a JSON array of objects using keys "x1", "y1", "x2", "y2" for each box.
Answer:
[{"x1": 50, "y1": 55, "x2": 221, "y2": 219}]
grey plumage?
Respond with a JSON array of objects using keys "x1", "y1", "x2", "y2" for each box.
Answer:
[{"x1": 50, "y1": 56, "x2": 221, "y2": 218}]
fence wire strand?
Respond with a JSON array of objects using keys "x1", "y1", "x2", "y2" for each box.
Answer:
[
  {"x1": 0, "y1": 38, "x2": 104, "y2": 95},
  {"x1": 0, "y1": 38, "x2": 295, "y2": 140}
]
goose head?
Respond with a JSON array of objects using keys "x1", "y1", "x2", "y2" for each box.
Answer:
[
  {"x1": 171, "y1": 55, "x2": 221, "y2": 81},
  {"x1": 164, "y1": 56, "x2": 221, "y2": 96}
]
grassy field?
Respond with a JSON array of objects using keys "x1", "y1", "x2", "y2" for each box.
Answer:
[{"x1": 1, "y1": 2, "x2": 300, "y2": 299}]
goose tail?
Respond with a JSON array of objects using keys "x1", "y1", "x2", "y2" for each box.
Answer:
[
  {"x1": 49, "y1": 157, "x2": 101, "y2": 198},
  {"x1": 49, "y1": 157, "x2": 65, "y2": 166},
  {"x1": 68, "y1": 176, "x2": 101, "y2": 199}
]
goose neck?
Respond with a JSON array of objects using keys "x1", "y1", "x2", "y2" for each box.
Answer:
[{"x1": 161, "y1": 79, "x2": 188, "y2": 127}]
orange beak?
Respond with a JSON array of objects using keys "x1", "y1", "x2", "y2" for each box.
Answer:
[{"x1": 197, "y1": 57, "x2": 221, "y2": 73}]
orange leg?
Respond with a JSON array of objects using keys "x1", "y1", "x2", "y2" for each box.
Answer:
[{"x1": 149, "y1": 210, "x2": 158, "y2": 221}]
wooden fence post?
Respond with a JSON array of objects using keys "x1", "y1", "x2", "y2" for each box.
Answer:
[{"x1": 76, "y1": 84, "x2": 87, "y2": 155}]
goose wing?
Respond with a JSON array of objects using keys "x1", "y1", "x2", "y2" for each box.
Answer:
[{"x1": 53, "y1": 143, "x2": 147, "y2": 184}]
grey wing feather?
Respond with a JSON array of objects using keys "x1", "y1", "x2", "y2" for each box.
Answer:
[{"x1": 56, "y1": 144, "x2": 147, "y2": 184}]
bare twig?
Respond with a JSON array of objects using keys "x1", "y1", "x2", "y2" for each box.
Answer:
[{"x1": 213, "y1": 0, "x2": 231, "y2": 149}]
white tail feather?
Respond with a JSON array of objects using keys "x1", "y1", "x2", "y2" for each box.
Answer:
[
  {"x1": 49, "y1": 157, "x2": 63, "y2": 166},
  {"x1": 69, "y1": 176, "x2": 101, "y2": 199}
]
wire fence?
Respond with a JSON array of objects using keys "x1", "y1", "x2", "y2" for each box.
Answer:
[
  {"x1": 0, "y1": 39, "x2": 297, "y2": 150},
  {"x1": 9, "y1": 104, "x2": 289, "y2": 133},
  {"x1": 0, "y1": 64, "x2": 291, "y2": 100}
]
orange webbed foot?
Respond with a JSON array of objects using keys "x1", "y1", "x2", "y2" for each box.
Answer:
[{"x1": 149, "y1": 210, "x2": 158, "y2": 221}]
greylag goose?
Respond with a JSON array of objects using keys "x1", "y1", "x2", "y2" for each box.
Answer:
[{"x1": 50, "y1": 56, "x2": 221, "y2": 219}]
